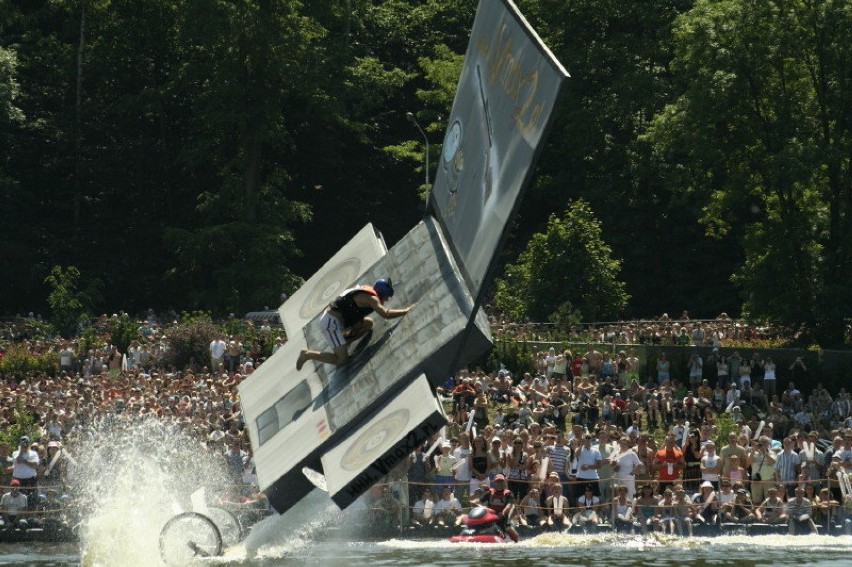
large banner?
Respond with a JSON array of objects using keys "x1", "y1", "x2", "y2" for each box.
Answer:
[{"x1": 429, "y1": 0, "x2": 568, "y2": 300}]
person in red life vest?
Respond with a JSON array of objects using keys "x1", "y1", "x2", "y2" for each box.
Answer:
[
  {"x1": 296, "y1": 278, "x2": 414, "y2": 370},
  {"x1": 473, "y1": 474, "x2": 520, "y2": 542},
  {"x1": 450, "y1": 379, "x2": 477, "y2": 421},
  {"x1": 653, "y1": 434, "x2": 686, "y2": 493}
]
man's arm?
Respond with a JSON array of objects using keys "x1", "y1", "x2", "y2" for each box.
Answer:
[
  {"x1": 764, "y1": 451, "x2": 777, "y2": 466},
  {"x1": 359, "y1": 294, "x2": 414, "y2": 319},
  {"x1": 19, "y1": 451, "x2": 37, "y2": 469},
  {"x1": 502, "y1": 500, "x2": 516, "y2": 519}
]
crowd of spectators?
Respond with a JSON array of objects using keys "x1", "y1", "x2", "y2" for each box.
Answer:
[
  {"x1": 369, "y1": 345, "x2": 852, "y2": 536},
  {"x1": 2, "y1": 311, "x2": 851, "y2": 540},
  {"x1": 0, "y1": 313, "x2": 269, "y2": 533},
  {"x1": 490, "y1": 310, "x2": 800, "y2": 346}
]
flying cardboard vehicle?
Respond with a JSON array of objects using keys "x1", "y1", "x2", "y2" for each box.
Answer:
[{"x1": 238, "y1": 0, "x2": 568, "y2": 515}]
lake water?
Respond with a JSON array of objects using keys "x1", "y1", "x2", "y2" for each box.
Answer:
[{"x1": 3, "y1": 530, "x2": 851, "y2": 566}]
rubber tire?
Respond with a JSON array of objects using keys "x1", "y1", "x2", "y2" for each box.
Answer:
[
  {"x1": 205, "y1": 505, "x2": 242, "y2": 547},
  {"x1": 159, "y1": 511, "x2": 223, "y2": 565}
]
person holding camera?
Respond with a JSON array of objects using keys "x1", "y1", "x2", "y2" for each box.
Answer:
[
  {"x1": 789, "y1": 357, "x2": 808, "y2": 384},
  {"x1": 11, "y1": 436, "x2": 38, "y2": 507},
  {"x1": 749, "y1": 435, "x2": 777, "y2": 504}
]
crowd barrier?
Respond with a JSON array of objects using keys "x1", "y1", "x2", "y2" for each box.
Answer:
[{"x1": 367, "y1": 476, "x2": 848, "y2": 515}]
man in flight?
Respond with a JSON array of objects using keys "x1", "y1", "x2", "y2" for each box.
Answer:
[{"x1": 296, "y1": 278, "x2": 414, "y2": 370}]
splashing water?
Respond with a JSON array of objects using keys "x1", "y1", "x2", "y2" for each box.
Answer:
[
  {"x1": 69, "y1": 417, "x2": 231, "y2": 567},
  {"x1": 68, "y1": 416, "x2": 359, "y2": 565},
  {"x1": 220, "y1": 489, "x2": 344, "y2": 562}
]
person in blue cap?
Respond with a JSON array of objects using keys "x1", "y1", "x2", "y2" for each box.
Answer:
[{"x1": 296, "y1": 278, "x2": 414, "y2": 370}]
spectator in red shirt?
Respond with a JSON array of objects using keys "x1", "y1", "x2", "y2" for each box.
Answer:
[{"x1": 653, "y1": 435, "x2": 685, "y2": 493}]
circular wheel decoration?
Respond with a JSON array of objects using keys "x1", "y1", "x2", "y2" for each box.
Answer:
[
  {"x1": 159, "y1": 512, "x2": 223, "y2": 565},
  {"x1": 205, "y1": 506, "x2": 242, "y2": 548},
  {"x1": 442, "y1": 120, "x2": 464, "y2": 195},
  {"x1": 340, "y1": 409, "x2": 411, "y2": 471},
  {"x1": 298, "y1": 259, "x2": 362, "y2": 319}
]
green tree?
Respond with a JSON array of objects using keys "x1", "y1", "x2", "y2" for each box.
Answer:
[
  {"x1": 646, "y1": 0, "x2": 852, "y2": 346},
  {"x1": 505, "y1": 0, "x2": 744, "y2": 319},
  {"x1": 0, "y1": 399, "x2": 40, "y2": 449},
  {"x1": 493, "y1": 199, "x2": 629, "y2": 325},
  {"x1": 108, "y1": 312, "x2": 140, "y2": 353},
  {"x1": 0, "y1": 45, "x2": 23, "y2": 127},
  {"x1": 44, "y1": 265, "x2": 90, "y2": 337},
  {"x1": 158, "y1": 0, "x2": 329, "y2": 312},
  {"x1": 0, "y1": 43, "x2": 30, "y2": 310},
  {"x1": 384, "y1": 44, "x2": 464, "y2": 201},
  {"x1": 0, "y1": 0, "x2": 471, "y2": 315},
  {"x1": 161, "y1": 315, "x2": 220, "y2": 370}
]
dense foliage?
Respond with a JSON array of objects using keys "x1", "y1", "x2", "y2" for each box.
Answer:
[
  {"x1": 1, "y1": 0, "x2": 849, "y2": 346},
  {"x1": 645, "y1": 0, "x2": 852, "y2": 347},
  {"x1": 494, "y1": 199, "x2": 628, "y2": 324},
  {"x1": 0, "y1": 343, "x2": 58, "y2": 378}
]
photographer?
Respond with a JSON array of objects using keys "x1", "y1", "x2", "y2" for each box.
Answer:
[
  {"x1": 11, "y1": 436, "x2": 39, "y2": 507},
  {"x1": 749, "y1": 436, "x2": 777, "y2": 504}
]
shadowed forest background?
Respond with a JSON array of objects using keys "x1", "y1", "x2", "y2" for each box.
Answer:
[{"x1": 0, "y1": 0, "x2": 849, "y2": 347}]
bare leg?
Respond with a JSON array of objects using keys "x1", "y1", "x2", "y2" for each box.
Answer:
[
  {"x1": 345, "y1": 317, "x2": 374, "y2": 344},
  {"x1": 506, "y1": 524, "x2": 520, "y2": 542},
  {"x1": 297, "y1": 344, "x2": 349, "y2": 370}
]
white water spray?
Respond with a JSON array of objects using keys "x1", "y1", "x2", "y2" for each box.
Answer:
[
  {"x1": 69, "y1": 417, "x2": 231, "y2": 566},
  {"x1": 68, "y1": 416, "x2": 360, "y2": 565}
]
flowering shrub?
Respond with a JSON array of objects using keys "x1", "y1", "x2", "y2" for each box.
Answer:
[{"x1": 719, "y1": 338, "x2": 792, "y2": 349}]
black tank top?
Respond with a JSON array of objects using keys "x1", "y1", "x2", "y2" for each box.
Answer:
[
  {"x1": 330, "y1": 288, "x2": 375, "y2": 327},
  {"x1": 472, "y1": 455, "x2": 488, "y2": 475}
]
